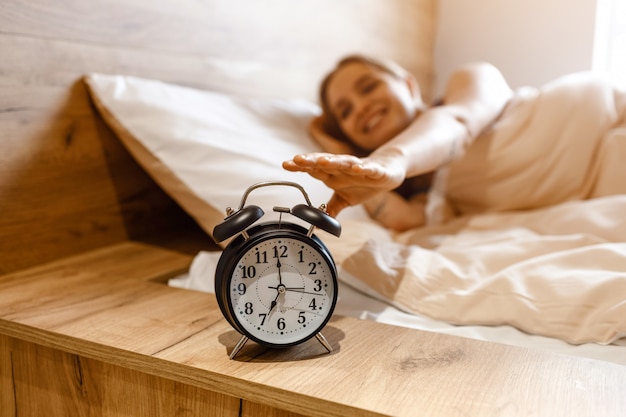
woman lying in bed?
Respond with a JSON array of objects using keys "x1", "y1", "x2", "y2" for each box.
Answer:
[
  {"x1": 283, "y1": 55, "x2": 512, "y2": 230},
  {"x1": 283, "y1": 55, "x2": 626, "y2": 230}
]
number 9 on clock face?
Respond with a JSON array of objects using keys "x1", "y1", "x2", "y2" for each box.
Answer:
[{"x1": 215, "y1": 223, "x2": 338, "y2": 348}]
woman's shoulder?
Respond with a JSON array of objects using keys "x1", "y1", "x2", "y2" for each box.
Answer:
[
  {"x1": 448, "y1": 62, "x2": 505, "y2": 80},
  {"x1": 433, "y1": 62, "x2": 513, "y2": 138},
  {"x1": 439, "y1": 62, "x2": 513, "y2": 111},
  {"x1": 443, "y1": 62, "x2": 509, "y2": 96}
]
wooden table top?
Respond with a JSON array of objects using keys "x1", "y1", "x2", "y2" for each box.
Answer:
[{"x1": 1, "y1": 241, "x2": 625, "y2": 417}]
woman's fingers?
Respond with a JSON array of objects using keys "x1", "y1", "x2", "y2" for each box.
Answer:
[
  {"x1": 350, "y1": 160, "x2": 387, "y2": 179},
  {"x1": 283, "y1": 152, "x2": 407, "y2": 214},
  {"x1": 283, "y1": 153, "x2": 375, "y2": 177}
]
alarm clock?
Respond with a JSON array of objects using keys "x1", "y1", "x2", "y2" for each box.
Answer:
[{"x1": 212, "y1": 181, "x2": 341, "y2": 359}]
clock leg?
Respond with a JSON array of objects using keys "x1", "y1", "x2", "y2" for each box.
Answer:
[
  {"x1": 229, "y1": 335, "x2": 249, "y2": 360},
  {"x1": 315, "y1": 332, "x2": 333, "y2": 353}
]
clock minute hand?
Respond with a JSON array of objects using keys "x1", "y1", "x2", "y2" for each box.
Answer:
[{"x1": 276, "y1": 258, "x2": 283, "y2": 285}]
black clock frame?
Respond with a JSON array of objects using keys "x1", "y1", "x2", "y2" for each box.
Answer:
[{"x1": 214, "y1": 221, "x2": 339, "y2": 349}]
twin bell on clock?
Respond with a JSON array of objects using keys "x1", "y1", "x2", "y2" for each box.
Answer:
[{"x1": 212, "y1": 180, "x2": 341, "y2": 360}]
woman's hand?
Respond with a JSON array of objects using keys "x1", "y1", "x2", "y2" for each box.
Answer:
[{"x1": 282, "y1": 151, "x2": 406, "y2": 216}]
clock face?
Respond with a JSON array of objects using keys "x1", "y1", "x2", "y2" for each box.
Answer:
[{"x1": 225, "y1": 230, "x2": 337, "y2": 347}]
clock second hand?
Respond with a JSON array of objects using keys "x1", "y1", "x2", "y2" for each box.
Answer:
[{"x1": 267, "y1": 285, "x2": 318, "y2": 296}]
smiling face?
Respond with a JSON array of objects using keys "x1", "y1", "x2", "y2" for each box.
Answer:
[{"x1": 324, "y1": 61, "x2": 422, "y2": 152}]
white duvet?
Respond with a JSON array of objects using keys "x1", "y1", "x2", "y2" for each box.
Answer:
[{"x1": 334, "y1": 196, "x2": 626, "y2": 346}]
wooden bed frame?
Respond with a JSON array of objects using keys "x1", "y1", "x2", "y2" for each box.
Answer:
[{"x1": 2, "y1": 1, "x2": 625, "y2": 416}]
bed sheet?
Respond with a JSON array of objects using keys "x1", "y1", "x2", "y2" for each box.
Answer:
[{"x1": 170, "y1": 250, "x2": 626, "y2": 366}]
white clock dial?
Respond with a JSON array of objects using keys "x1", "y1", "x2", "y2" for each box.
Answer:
[{"x1": 228, "y1": 235, "x2": 337, "y2": 346}]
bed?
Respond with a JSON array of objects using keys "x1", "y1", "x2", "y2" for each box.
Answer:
[{"x1": 2, "y1": 1, "x2": 625, "y2": 416}]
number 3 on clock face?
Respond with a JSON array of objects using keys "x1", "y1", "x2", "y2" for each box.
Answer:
[{"x1": 221, "y1": 226, "x2": 338, "y2": 349}]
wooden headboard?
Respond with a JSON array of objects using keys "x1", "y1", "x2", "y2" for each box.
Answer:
[{"x1": 0, "y1": 0, "x2": 437, "y2": 274}]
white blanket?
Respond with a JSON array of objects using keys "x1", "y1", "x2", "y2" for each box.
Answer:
[
  {"x1": 441, "y1": 71, "x2": 626, "y2": 216},
  {"x1": 334, "y1": 196, "x2": 626, "y2": 345}
]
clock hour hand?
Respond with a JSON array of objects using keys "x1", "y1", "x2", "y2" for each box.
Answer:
[{"x1": 268, "y1": 291, "x2": 279, "y2": 314}]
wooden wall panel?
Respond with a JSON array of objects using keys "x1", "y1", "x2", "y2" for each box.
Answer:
[
  {"x1": 0, "y1": 0, "x2": 436, "y2": 272},
  {"x1": 0, "y1": 0, "x2": 437, "y2": 100},
  {"x1": 0, "y1": 34, "x2": 216, "y2": 274}
]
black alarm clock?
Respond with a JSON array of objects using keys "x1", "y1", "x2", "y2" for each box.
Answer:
[{"x1": 212, "y1": 181, "x2": 341, "y2": 359}]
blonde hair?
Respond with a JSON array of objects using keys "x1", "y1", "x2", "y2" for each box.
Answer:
[{"x1": 318, "y1": 55, "x2": 412, "y2": 150}]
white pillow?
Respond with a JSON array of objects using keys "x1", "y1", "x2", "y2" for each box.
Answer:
[{"x1": 84, "y1": 74, "x2": 367, "y2": 245}]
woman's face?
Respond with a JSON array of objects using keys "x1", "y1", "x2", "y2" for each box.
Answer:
[{"x1": 325, "y1": 61, "x2": 420, "y2": 152}]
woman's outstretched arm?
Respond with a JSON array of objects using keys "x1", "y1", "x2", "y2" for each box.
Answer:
[{"x1": 283, "y1": 62, "x2": 513, "y2": 216}]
